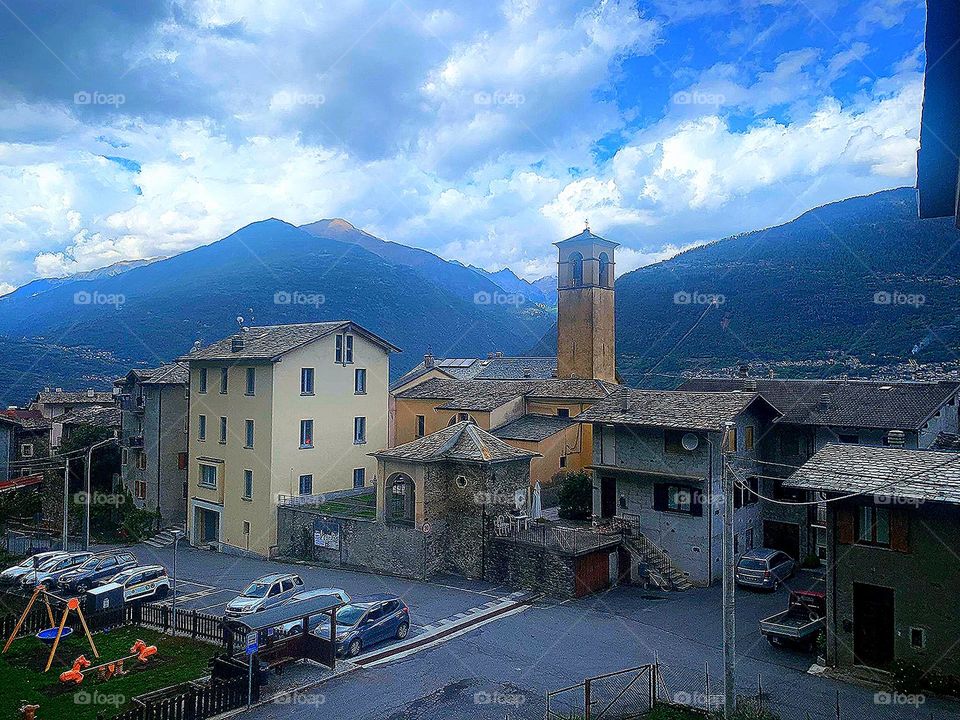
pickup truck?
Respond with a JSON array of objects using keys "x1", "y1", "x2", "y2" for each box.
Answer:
[{"x1": 759, "y1": 590, "x2": 826, "y2": 651}]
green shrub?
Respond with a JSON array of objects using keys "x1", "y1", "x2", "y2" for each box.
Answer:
[{"x1": 555, "y1": 471, "x2": 592, "y2": 520}]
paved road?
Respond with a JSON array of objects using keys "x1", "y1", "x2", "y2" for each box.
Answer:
[{"x1": 121, "y1": 545, "x2": 960, "y2": 719}]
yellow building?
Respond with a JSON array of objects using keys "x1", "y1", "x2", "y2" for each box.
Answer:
[{"x1": 182, "y1": 321, "x2": 399, "y2": 556}]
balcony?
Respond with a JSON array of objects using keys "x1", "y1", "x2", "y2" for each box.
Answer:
[{"x1": 126, "y1": 435, "x2": 144, "y2": 448}]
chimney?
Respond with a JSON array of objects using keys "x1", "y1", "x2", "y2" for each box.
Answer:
[
  {"x1": 87, "y1": 389, "x2": 95, "y2": 398},
  {"x1": 818, "y1": 393, "x2": 831, "y2": 411},
  {"x1": 737, "y1": 364, "x2": 749, "y2": 378},
  {"x1": 743, "y1": 379, "x2": 757, "y2": 392},
  {"x1": 231, "y1": 337, "x2": 244, "y2": 352},
  {"x1": 523, "y1": 368, "x2": 532, "y2": 378},
  {"x1": 887, "y1": 430, "x2": 906, "y2": 448},
  {"x1": 487, "y1": 352, "x2": 495, "y2": 360},
  {"x1": 620, "y1": 392, "x2": 630, "y2": 412},
  {"x1": 495, "y1": 351, "x2": 503, "y2": 358},
  {"x1": 55, "y1": 387, "x2": 63, "y2": 393},
  {"x1": 424, "y1": 353, "x2": 434, "y2": 369}
]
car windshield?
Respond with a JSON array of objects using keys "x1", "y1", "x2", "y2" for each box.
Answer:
[
  {"x1": 78, "y1": 558, "x2": 100, "y2": 571},
  {"x1": 738, "y1": 558, "x2": 768, "y2": 570},
  {"x1": 243, "y1": 581, "x2": 271, "y2": 598},
  {"x1": 335, "y1": 605, "x2": 366, "y2": 627},
  {"x1": 38, "y1": 557, "x2": 65, "y2": 570},
  {"x1": 112, "y1": 570, "x2": 135, "y2": 583}
]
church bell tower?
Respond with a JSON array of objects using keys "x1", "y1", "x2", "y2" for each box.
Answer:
[{"x1": 555, "y1": 224, "x2": 618, "y2": 382}]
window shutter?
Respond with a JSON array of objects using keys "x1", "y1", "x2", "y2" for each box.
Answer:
[
  {"x1": 837, "y1": 507, "x2": 855, "y2": 545},
  {"x1": 653, "y1": 484, "x2": 668, "y2": 511},
  {"x1": 890, "y1": 510, "x2": 910, "y2": 553},
  {"x1": 178, "y1": 452, "x2": 187, "y2": 470}
]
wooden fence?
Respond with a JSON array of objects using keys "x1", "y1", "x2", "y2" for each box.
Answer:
[{"x1": 112, "y1": 677, "x2": 251, "y2": 720}]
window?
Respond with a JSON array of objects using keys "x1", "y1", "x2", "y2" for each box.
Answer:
[
  {"x1": 335, "y1": 335, "x2": 343, "y2": 363},
  {"x1": 354, "y1": 368, "x2": 367, "y2": 394},
  {"x1": 245, "y1": 419, "x2": 254, "y2": 448},
  {"x1": 121, "y1": 448, "x2": 128, "y2": 465},
  {"x1": 137, "y1": 452, "x2": 147, "y2": 470},
  {"x1": 734, "y1": 477, "x2": 759, "y2": 508},
  {"x1": 744, "y1": 425, "x2": 755, "y2": 450},
  {"x1": 219, "y1": 416, "x2": 227, "y2": 444},
  {"x1": 857, "y1": 506, "x2": 891, "y2": 546},
  {"x1": 780, "y1": 434, "x2": 801, "y2": 456},
  {"x1": 219, "y1": 367, "x2": 228, "y2": 394},
  {"x1": 569, "y1": 251, "x2": 584, "y2": 286},
  {"x1": 20, "y1": 443, "x2": 34, "y2": 458},
  {"x1": 353, "y1": 467, "x2": 365, "y2": 489},
  {"x1": 653, "y1": 484, "x2": 703, "y2": 516},
  {"x1": 178, "y1": 452, "x2": 187, "y2": 470},
  {"x1": 599, "y1": 252, "x2": 611, "y2": 287},
  {"x1": 135, "y1": 479, "x2": 146, "y2": 499},
  {"x1": 301, "y1": 368, "x2": 315, "y2": 395},
  {"x1": 911, "y1": 627, "x2": 926, "y2": 649},
  {"x1": 198, "y1": 414, "x2": 207, "y2": 441},
  {"x1": 243, "y1": 469, "x2": 253, "y2": 499},
  {"x1": 416, "y1": 415, "x2": 425, "y2": 438},
  {"x1": 746, "y1": 528, "x2": 754, "y2": 551},
  {"x1": 198, "y1": 368, "x2": 208, "y2": 393},
  {"x1": 299, "y1": 474, "x2": 313, "y2": 495},
  {"x1": 345, "y1": 334, "x2": 354, "y2": 363},
  {"x1": 390, "y1": 474, "x2": 415, "y2": 523},
  {"x1": 559, "y1": 455, "x2": 567, "y2": 468},
  {"x1": 199, "y1": 464, "x2": 217, "y2": 488},
  {"x1": 667, "y1": 486, "x2": 692, "y2": 512},
  {"x1": 245, "y1": 367, "x2": 256, "y2": 395},
  {"x1": 725, "y1": 427, "x2": 738, "y2": 452},
  {"x1": 838, "y1": 434, "x2": 859, "y2": 444},
  {"x1": 354, "y1": 417, "x2": 366, "y2": 444},
  {"x1": 243, "y1": 521, "x2": 250, "y2": 535},
  {"x1": 664, "y1": 429, "x2": 685, "y2": 454},
  {"x1": 557, "y1": 408, "x2": 570, "y2": 418},
  {"x1": 447, "y1": 412, "x2": 476, "y2": 426},
  {"x1": 300, "y1": 419, "x2": 314, "y2": 448}
]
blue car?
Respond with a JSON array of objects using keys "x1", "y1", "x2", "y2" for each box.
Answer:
[{"x1": 319, "y1": 594, "x2": 410, "y2": 658}]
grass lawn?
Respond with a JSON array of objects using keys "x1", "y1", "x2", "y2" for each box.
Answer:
[{"x1": 0, "y1": 625, "x2": 215, "y2": 719}]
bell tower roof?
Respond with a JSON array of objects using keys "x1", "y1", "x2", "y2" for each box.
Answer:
[{"x1": 554, "y1": 228, "x2": 620, "y2": 249}]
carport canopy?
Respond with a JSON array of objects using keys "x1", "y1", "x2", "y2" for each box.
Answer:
[{"x1": 224, "y1": 594, "x2": 344, "y2": 633}]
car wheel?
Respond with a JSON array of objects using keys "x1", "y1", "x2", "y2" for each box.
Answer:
[
  {"x1": 289, "y1": 625, "x2": 302, "y2": 636},
  {"x1": 767, "y1": 635, "x2": 780, "y2": 647},
  {"x1": 347, "y1": 638, "x2": 362, "y2": 658},
  {"x1": 396, "y1": 622, "x2": 409, "y2": 640},
  {"x1": 155, "y1": 585, "x2": 169, "y2": 599}
]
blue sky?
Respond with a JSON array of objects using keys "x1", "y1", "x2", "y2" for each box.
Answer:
[{"x1": 0, "y1": 0, "x2": 926, "y2": 291}]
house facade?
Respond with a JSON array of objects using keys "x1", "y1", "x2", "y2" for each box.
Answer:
[
  {"x1": 115, "y1": 364, "x2": 189, "y2": 527},
  {"x1": 182, "y1": 321, "x2": 398, "y2": 556},
  {"x1": 30, "y1": 389, "x2": 116, "y2": 450},
  {"x1": 785, "y1": 444, "x2": 960, "y2": 677},
  {"x1": 679, "y1": 378, "x2": 960, "y2": 562},
  {"x1": 577, "y1": 388, "x2": 781, "y2": 586}
]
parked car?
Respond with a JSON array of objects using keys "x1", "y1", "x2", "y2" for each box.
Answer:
[
  {"x1": 279, "y1": 588, "x2": 351, "y2": 635},
  {"x1": 224, "y1": 573, "x2": 304, "y2": 617},
  {"x1": 0, "y1": 551, "x2": 69, "y2": 586},
  {"x1": 58, "y1": 551, "x2": 138, "y2": 593},
  {"x1": 760, "y1": 590, "x2": 826, "y2": 651},
  {"x1": 317, "y1": 594, "x2": 410, "y2": 658},
  {"x1": 99, "y1": 565, "x2": 170, "y2": 602},
  {"x1": 18, "y1": 552, "x2": 94, "y2": 589},
  {"x1": 735, "y1": 548, "x2": 796, "y2": 590}
]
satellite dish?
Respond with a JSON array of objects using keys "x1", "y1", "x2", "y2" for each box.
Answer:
[{"x1": 681, "y1": 433, "x2": 700, "y2": 451}]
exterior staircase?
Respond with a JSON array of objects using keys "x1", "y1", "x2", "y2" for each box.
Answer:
[
  {"x1": 143, "y1": 525, "x2": 186, "y2": 549},
  {"x1": 622, "y1": 533, "x2": 692, "y2": 591}
]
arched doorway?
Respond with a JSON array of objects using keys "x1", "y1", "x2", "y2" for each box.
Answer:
[{"x1": 388, "y1": 472, "x2": 416, "y2": 524}]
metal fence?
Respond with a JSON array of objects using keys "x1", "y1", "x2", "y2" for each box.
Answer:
[
  {"x1": 494, "y1": 521, "x2": 623, "y2": 556},
  {"x1": 2, "y1": 530, "x2": 85, "y2": 556},
  {"x1": 546, "y1": 665, "x2": 656, "y2": 719}
]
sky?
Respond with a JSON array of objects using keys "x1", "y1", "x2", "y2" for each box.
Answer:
[{"x1": 0, "y1": 0, "x2": 927, "y2": 292}]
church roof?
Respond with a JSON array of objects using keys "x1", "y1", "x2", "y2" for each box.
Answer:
[
  {"x1": 553, "y1": 228, "x2": 619, "y2": 248},
  {"x1": 371, "y1": 421, "x2": 540, "y2": 464}
]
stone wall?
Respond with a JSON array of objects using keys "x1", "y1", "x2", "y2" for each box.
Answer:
[{"x1": 486, "y1": 537, "x2": 579, "y2": 598}]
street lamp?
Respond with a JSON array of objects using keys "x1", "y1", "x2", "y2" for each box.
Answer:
[
  {"x1": 84, "y1": 437, "x2": 118, "y2": 550},
  {"x1": 171, "y1": 529, "x2": 185, "y2": 630}
]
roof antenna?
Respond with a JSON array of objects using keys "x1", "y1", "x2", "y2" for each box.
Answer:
[{"x1": 584, "y1": 218, "x2": 590, "y2": 232}]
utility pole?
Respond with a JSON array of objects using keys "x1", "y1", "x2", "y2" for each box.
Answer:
[
  {"x1": 62, "y1": 456, "x2": 71, "y2": 551},
  {"x1": 722, "y1": 421, "x2": 736, "y2": 719},
  {"x1": 84, "y1": 437, "x2": 117, "y2": 550}
]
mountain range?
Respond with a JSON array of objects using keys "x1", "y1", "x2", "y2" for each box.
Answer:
[{"x1": 0, "y1": 187, "x2": 956, "y2": 405}]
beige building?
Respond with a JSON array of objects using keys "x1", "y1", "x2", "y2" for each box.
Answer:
[{"x1": 181, "y1": 321, "x2": 399, "y2": 556}]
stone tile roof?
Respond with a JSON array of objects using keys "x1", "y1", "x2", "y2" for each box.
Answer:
[
  {"x1": 372, "y1": 421, "x2": 539, "y2": 463},
  {"x1": 140, "y1": 362, "x2": 189, "y2": 385},
  {"x1": 182, "y1": 321, "x2": 400, "y2": 362},
  {"x1": 490, "y1": 414, "x2": 575, "y2": 442},
  {"x1": 390, "y1": 355, "x2": 557, "y2": 391},
  {"x1": 35, "y1": 390, "x2": 114, "y2": 405},
  {"x1": 0, "y1": 409, "x2": 49, "y2": 430},
  {"x1": 932, "y1": 432, "x2": 960, "y2": 452},
  {"x1": 784, "y1": 443, "x2": 960, "y2": 504},
  {"x1": 57, "y1": 405, "x2": 121, "y2": 429},
  {"x1": 395, "y1": 377, "x2": 617, "y2": 411},
  {"x1": 678, "y1": 378, "x2": 958, "y2": 430},
  {"x1": 576, "y1": 387, "x2": 779, "y2": 432}
]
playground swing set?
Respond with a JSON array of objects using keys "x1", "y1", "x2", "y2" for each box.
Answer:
[{"x1": 2, "y1": 583, "x2": 158, "y2": 684}]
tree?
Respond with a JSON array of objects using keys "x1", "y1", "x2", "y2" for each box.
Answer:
[{"x1": 555, "y1": 470, "x2": 592, "y2": 521}]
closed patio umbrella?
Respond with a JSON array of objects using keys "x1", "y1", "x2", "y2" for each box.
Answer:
[{"x1": 531, "y1": 481, "x2": 543, "y2": 520}]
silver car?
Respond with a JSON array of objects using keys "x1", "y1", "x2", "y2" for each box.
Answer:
[
  {"x1": 0, "y1": 551, "x2": 68, "y2": 586},
  {"x1": 19, "y1": 552, "x2": 94, "y2": 589},
  {"x1": 280, "y1": 588, "x2": 351, "y2": 635},
  {"x1": 735, "y1": 548, "x2": 796, "y2": 590},
  {"x1": 224, "y1": 573, "x2": 304, "y2": 616}
]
